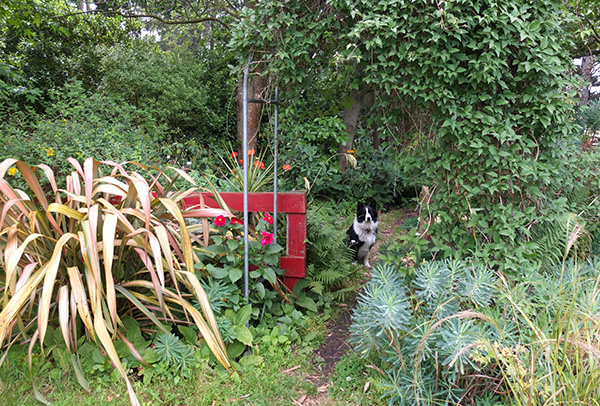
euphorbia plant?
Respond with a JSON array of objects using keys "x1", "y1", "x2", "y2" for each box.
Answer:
[{"x1": 0, "y1": 157, "x2": 234, "y2": 406}]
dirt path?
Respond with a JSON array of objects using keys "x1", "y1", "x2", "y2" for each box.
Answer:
[{"x1": 290, "y1": 208, "x2": 414, "y2": 405}]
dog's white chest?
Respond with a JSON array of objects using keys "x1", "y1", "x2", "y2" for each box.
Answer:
[{"x1": 354, "y1": 220, "x2": 378, "y2": 246}]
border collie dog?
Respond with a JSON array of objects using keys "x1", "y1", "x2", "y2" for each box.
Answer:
[{"x1": 346, "y1": 202, "x2": 378, "y2": 268}]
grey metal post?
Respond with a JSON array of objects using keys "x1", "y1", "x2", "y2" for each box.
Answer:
[
  {"x1": 242, "y1": 56, "x2": 250, "y2": 299},
  {"x1": 273, "y1": 87, "x2": 279, "y2": 244}
]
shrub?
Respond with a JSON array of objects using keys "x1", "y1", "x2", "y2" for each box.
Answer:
[
  {"x1": 99, "y1": 40, "x2": 235, "y2": 144},
  {"x1": 350, "y1": 258, "x2": 600, "y2": 405},
  {"x1": 0, "y1": 157, "x2": 233, "y2": 406},
  {"x1": 234, "y1": 0, "x2": 586, "y2": 273},
  {"x1": 193, "y1": 208, "x2": 322, "y2": 359},
  {"x1": 342, "y1": 135, "x2": 408, "y2": 207},
  {"x1": 0, "y1": 81, "x2": 167, "y2": 189}
]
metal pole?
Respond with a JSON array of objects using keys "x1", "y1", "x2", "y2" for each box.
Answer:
[
  {"x1": 242, "y1": 55, "x2": 250, "y2": 299},
  {"x1": 273, "y1": 87, "x2": 279, "y2": 244}
]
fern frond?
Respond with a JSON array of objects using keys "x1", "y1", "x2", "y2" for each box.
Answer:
[{"x1": 532, "y1": 212, "x2": 591, "y2": 266}]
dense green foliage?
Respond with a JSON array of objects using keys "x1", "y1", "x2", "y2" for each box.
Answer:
[
  {"x1": 1, "y1": 81, "x2": 163, "y2": 188},
  {"x1": 99, "y1": 40, "x2": 236, "y2": 144},
  {"x1": 233, "y1": 0, "x2": 591, "y2": 271},
  {"x1": 350, "y1": 258, "x2": 600, "y2": 405},
  {"x1": 1, "y1": 2, "x2": 138, "y2": 107},
  {"x1": 1, "y1": 1, "x2": 237, "y2": 174}
]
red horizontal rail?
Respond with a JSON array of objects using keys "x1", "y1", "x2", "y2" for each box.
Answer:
[{"x1": 182, "y1": 192, "x2": 307, "y2": 290}]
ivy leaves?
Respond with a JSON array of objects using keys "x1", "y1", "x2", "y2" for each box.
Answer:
[{"x1": 232, "y1": 0, "x2": 581, "y2": 271}]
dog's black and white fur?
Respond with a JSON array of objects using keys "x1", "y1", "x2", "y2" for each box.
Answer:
[{"x1": 346, "y1": 202, "x2": 378, "y2": 268}]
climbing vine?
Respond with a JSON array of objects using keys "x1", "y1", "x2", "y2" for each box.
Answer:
[{"x1": 232, "y1": 0, "x2": 584, "y2": 271}]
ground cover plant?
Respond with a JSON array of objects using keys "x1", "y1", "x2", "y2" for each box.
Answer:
[{"x1": 0, "y1": 155, "x2": 353, "y2": 405}]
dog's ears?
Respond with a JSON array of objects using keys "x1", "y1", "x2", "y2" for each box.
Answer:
[{"x1": 357, "y1": 201, "x2": 376, "y2": 210}]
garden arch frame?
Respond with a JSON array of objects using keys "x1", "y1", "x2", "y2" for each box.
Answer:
[{"x1": 238, "y1": 56, "x2": 306, "y2": 293}]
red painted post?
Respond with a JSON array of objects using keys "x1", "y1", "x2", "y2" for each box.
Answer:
[{"x1": 180, "y1": 192, "x2": 307, "y2": 290}]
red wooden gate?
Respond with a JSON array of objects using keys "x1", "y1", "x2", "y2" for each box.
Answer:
[{"x1": 180, "y1": 192, "x2": 307, "y2": 290}]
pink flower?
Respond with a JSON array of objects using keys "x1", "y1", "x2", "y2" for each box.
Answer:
[
  {"x1": 214, "y1": 215, "x2": 227, "y2": 227},
  {"x1": 230, "y1": 217, "x2": 243, "y2": 225},
  {"x1": 261, "y1": 231, "x2": 274, "y2": 246},
  {"x1": 263, "y1": 213, "x2": 273, "y2": 225}
]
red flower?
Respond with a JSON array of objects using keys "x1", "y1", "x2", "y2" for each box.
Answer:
[
  {"x1": 231, "y1": 151, "x2": 238, "y2": 158},
  {"x1": 248, "y1": 149, "x2": 255, "y2": 156},
  {"x1": 261, "y1": 231, "x2": 274, "y2": 246},
  {"x1": 282, "y1": 164, "x2": 291, "y2": 171},
  {"x1": 263, "y1": 213, "x2": 273, "y2": 225},
  {"x1": 214, "y1": 215, "x2": 227, "y2": 227},
  {"x1": 239, "y1": 159, "x2": 243, "y2": 165},
  {"x1": 230, "y1": 217, "x2": 243, "y2": 225},
  {"x1": 254, "y1": 160, "x2": 265, "y2": 170}
]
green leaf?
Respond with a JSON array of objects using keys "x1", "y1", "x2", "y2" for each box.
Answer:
[
  {"x1": 235, "y1": 304, "x2": 253, "y2": 326},
  {"x1": 295, "y1": 296, "x2": 317, "y2": 312},
  {"x1": 178, "y1": 325, "x2": 198, "y2": 345},
  {"x1": 207, "y1": 264, "x2": 228, "y2": 279},
  {"x1": 255, "y1": 283, "x2": 265, "y2": 299},
  {"x1": 234, "y1": 325, "x2": 253, "y2": 346},
  {"x1": 265, "y1": 243, "x2": 283, "y2": 254},
  {"x1": 227, "y1": 341, "x2": 246, "y2": 359},
  {"x1": 227, "y1": 239, "x2": 240, "y2": 250},
  {"x1": 263, "y1": 267, "x2": 277, "y2": 284},
  {"x1": 228, "y1": 267, "x2": 243, "y2": 283},
  {"x1": 239, "y1": 354, "x2": 263, "y2": 367}
]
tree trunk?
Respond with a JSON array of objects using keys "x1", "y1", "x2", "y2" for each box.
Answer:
[
  {"x1": 580, "y1": 55, "x2": 594, "y2": 106},
  {"x1": 338, "y1": 88, "x2": 374, "y2": 171},
  {"x1": 236, "y1": 73, "x2": 266, "y2": 155},
  {"x1": 236, "y1": 0, "x2": 267, "y2": 156}
]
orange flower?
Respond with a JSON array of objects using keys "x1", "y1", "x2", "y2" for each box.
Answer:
[
  {"x1": 254, "y1": 160, "x2": 265, "y2": 170},
  {"x1": 248, "y1": 149, "x2": 255, "y2": 156},
  {"x1": 282, "y1": 164, "x2": 291, "y2": 171}
]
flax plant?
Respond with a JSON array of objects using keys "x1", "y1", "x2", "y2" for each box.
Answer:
[
  {"x1": 219, "y1": 147, "x2": 275, "y2": 192},
  {"x1": 0, "y1": 158, "x2": 234, "y2": 406}
]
